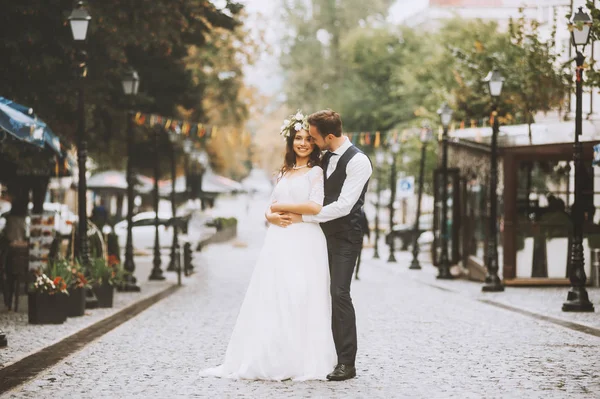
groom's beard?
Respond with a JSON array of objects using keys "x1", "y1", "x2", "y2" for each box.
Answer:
[{"x1": 317, "y1": 143, "x2": 330, "y2": 152}]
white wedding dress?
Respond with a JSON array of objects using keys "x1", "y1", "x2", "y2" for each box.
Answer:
[{"x1": 199, "y1": 166, "x2": 337, "y2": 381}]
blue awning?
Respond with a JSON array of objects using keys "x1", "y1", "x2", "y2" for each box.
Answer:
[{"x1": 0, "y1": 96, "x2": 62, "y2": 155}]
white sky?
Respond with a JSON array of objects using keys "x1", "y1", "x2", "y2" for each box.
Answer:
[{"x1": 235, "y1": 0, "x2": 430, "y2": 96}]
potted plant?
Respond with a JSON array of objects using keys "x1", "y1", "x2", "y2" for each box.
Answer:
[
  {"x1": 88, "y1": 255, "x2": 126, "y2": 308},
  {"x1": 62, "y1": 259, "x2": 90, "y2": 317},
  {"x1": 28, "y1": 269, "x2": 69, "y2": 324}
]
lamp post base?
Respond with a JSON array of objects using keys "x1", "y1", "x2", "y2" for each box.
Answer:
[
  {"x1": 119, "y1": 282, "x2": 141, "y2": 292},
  {"x1": 373, "y1": 250, "x2": 380, "y2": 259},
  {"x1": 149, "y1": 269, "x2": 166, "y2": 281},
  {"x1": 482, "y1": 275, "x2": 505, "y2": 292},
  {"x1": 409, "y1": 258, "x2": 421, "y2": 270},
  {"x1": 167, "y1": 261, "x2": 177, "y2": 272},
  {"x1": 436, "y1": 264, "x2": 454, "y2": 280},
  {"x1": 387, "y1": 253, "x2": 397, "y2": 263},
  {"x1": 118, "y1": 274, "x2": 141, "y2": 292},
  {"x1": 562, "y1": 288, "x2": 595, "y2": 312}
]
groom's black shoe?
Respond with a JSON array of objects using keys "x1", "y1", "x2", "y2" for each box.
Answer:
[{"x1": 326, "y1": 364, "x2": 356, "y2": 381}]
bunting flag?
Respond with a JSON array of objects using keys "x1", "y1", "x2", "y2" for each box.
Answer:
[{"x1": 374, "y1": 131, "x2": 381, "y2": 148}]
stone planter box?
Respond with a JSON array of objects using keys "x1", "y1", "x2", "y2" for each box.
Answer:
[
  {"x1": 92, "y1": 282, "x2": 114, "y2": 308},
  {"x1": 66, "y1": 286, "x2": 86, "y2": 317},
  {"x1": 28, "y1": 292, "x2": 67, "y2": 324}
]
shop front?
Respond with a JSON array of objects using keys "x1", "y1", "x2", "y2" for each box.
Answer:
[{"x1": 437, "y1": 121, "x2": 600, "y2": 285}]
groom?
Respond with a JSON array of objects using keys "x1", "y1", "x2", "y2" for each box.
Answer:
[{"x1": 289, "y1": 109, "x2": 372, "y2": 381}]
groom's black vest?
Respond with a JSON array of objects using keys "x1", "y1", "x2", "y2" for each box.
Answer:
[{"x1": 321, "y1": 145, "x2": 370, "y2": 236}]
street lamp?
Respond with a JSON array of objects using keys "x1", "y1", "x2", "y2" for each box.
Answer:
[
  {"x1": 69, "y1": 1, "x2": 91, "y2": 268},
  {"x1": 563, "y1": 8, "x2": 595, "y2": 312},
  {"x1": 437, "y1": 103, "x2": 453, "y2": 279},
  {"x1": 387, "y1": 142, "x2": 400, "y2": 263},
  {"x1": 410, "y1": 125, "x2": 432, "y2": 270},
  {"x1": 122, "y1": 69, "x2": 140, "y2": 96},
  {"x1": 121, "y1": 68, "x2": 141, "y2": 292},
  {"x1": 373, "y1": 150, "x2": 385, "y2": 259},
  {"x1": 482, "y1": 68, "x2": 505, "y2": 292},
  {"x1": 68, "y1": 1, "x2": 91, "y2": 41},
  {"x1": 149, "y1": 125, "x2": 165, "y2": 281}
]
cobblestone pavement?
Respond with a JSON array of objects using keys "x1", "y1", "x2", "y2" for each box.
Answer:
[
  {"x1": 3, "y1": 196, "x2": 600, "y2": 398},
  {"x1": 0, "y1": 257, "x2": 174, "y2": 369},
  {"x1": 363, "y1": 248, "x2": 600, "y2": 331}
]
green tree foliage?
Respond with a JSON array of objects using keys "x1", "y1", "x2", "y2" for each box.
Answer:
[
  {"x1": 504, "y1": 11, "x2": 569, "y2": 138},
  {"x1": 279, "y1": 7, "x2": 569, "y2": 192},
  {"x1": 0, "y1": 0, "x2": 244, "y2": 171},
  {"x1": 581, "y1": 1, "x2": 600, "y2": 89},
  {"x1": 339, "y1": 27, "x2": 418, "y2": 132},
  {"x1": 279, "y1": 0, "x2": 394, "y2": 113}
]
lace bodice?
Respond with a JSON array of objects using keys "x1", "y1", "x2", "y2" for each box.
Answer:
[{"x1": 270, "y1": 166, "x2": 324, "y2": 205}]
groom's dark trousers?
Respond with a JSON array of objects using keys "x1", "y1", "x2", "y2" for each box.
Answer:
[
  {"x1": 321, "y1": 145, "x2": 370, "y2": 366},
  {"x1": 326, "y1": 230, "x2": 363, "y2": 365}
]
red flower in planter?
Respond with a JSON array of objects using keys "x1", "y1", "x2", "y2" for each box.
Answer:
[
  {"x1": 52, "y1": 277, "x2": 67, "y2": 293},
  {"x1": 108, "y1": 255, "x2": 120, "y2": 267}
]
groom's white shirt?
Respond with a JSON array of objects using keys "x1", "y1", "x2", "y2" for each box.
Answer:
[{"x1": 303, "y1": 137, "x2": 372, "y2": 224}]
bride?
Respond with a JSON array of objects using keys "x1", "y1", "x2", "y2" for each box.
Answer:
[{"x1": 199, "y1": 112, "x2": 336, "y2": 381}]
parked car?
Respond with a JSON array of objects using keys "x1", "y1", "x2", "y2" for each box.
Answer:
[
  {"x1": 112, "y1": 211, "x2": 217, "y2": 251},
  {"x1": 385, "y1": 213, "x2": 434, "y2": 251},
  {"x1": 113, "y1": 212, "x2": 175, "y2": 250}
]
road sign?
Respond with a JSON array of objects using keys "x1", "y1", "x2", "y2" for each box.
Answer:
[{"x1": 397, "y1": 176, "x2": 414, "y2": 198}]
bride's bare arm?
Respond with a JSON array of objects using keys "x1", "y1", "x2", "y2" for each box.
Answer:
[{"x1": 270, "y1": 201, "x2": 322, "y2": 215}]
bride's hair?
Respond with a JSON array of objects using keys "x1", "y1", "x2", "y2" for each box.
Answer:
[{"x1": 279, "y1": 130, "x2": 321, "y2": 178}]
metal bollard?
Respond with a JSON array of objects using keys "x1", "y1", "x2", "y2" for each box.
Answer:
[
  {"x1": 183, "y1": 242, "x2": 194, "y2": 276},
  {"x1": 591, "y1": 248, "x2": 600, "y2": 287}
]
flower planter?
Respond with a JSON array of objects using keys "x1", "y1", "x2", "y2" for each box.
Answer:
[
  {"x1": 28, "y1": 292, "x2": 67, "y2": 324},
  {"x1": 66, "y1": 286, "x2": 86, "y2": 317},
  {"x1": 92, "y1": 282, "x2": 114, "y2": 308}
]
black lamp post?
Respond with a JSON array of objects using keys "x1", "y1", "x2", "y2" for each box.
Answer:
[
  {"x1": 69, "y1": 1, "x2": 91, "y2": 267},
  {"x1": 121, "y1": 68, "x2": 141, "y2": 292},
  {"x1": 563, "y1": 7, "x2": 595, "y2": 312},
  {"x1": 183, "y1": 140, "x2": 193, "y2": 202},
  {"x1": 410, "y1": 125, "x2": 432, "y2": 270},
  {"x1": 437, "y1": 103, "x2": 454, "y2": 279},
  {"x1": 373, "y1": 150, "x2": 385, "y2": 259},
  {"x1": 482, "y1": 68, "x2": 505, "y2": 292},
  {"x1": 167, "y1": 134, "x2": 181, "y2": 279},
  {"x1": 197, "y1": 150, "x2": 209, "y2": 211},
  {"x1": 149, "y1": 126, "x2": 165, "y2": 281},
  {"x1": 387, "y1": 142, "x2": 400, "y2": 263}
]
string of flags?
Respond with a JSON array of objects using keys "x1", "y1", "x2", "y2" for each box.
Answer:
[
  {"x1": 132, "y1": 112, "x2": 252, "y2": 147},
  {"x1": 131, "y1": 111, "x2": 483, "y2": 149}
]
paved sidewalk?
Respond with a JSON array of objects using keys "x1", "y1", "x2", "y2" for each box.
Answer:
[
  {"x1": 0, "y1": 254, "x2": 175, "y2": 369},
  {"x1": 363, "y1": 245, "x2": 600, "y2": 331},
  {"x1": 3, "y1": 198, "x2": 599, "y2": 398}
]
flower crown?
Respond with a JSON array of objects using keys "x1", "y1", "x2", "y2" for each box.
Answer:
[{"x1": 280, "y1": 111, "x2": 309, "y2": 138}]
